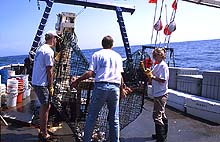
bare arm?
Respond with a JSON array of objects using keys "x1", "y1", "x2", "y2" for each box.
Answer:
[
  {"x1": 71, "y1": 70, "x2": 94, "y2": 88},
  {"x1": 152, "y1": 76, "x2": 166, "y2": 83},
  {"x1": 46, "y1": 66, "x2": 54, "y2": 87},
  {"x1": 77, "y1": 70, "x2": 94, "y2": 82}
]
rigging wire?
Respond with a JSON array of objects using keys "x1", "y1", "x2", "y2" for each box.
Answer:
[
  {"x1": 166, "y1": 0, "x2": 178, "y2": 46},
  {"x1": 164, "y1": 4, "x2": 169, "y2": 44},
  {"x1": 154, "y1": 0, "x2": 165, "y2": 45},
  {"x1": 150, "y1": 2, "x2": 158, "y2": 44},
  {"x1": 76, "y1": 6, "x2": 86, "y2": 17}
]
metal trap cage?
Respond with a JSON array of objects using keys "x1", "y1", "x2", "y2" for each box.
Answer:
[
  {"x1": 48, "y1": 11, "x2": 146, "y2": 141},
  {"x1": 96, "y1": 91, "x2": 144, "y2": 140},
  {"x1": 52, "y1": 38, "x2": 146, "y2": 141}
]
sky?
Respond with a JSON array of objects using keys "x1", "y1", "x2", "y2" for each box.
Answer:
[{"x1": 1, "y1": 0, "x2": 220, "y2": 57}]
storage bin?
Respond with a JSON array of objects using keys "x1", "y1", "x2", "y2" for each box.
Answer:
[
  {"x1": 168, "y1": 67, "x2": 200, "y2": 89},
  {"x1": 201, "y1": 71, "x2": 220, "y2": 100},
  {"x1": 177, "y1": 75, "x2": 203, "y2": 96}
]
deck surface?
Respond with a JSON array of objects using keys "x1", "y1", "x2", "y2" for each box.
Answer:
[
  {"x1": 1, "y1": 96, "x2": 220, "y2": 142},
  {"x1": 120, "y1": 99, "x2": 220, "y2": 142},
  {"x1": 0, "y1": 90, "x2": 75, "y2": 142}
]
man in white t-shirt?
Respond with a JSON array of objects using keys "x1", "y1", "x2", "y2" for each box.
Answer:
[
  {"x1": 71, "y1": 35, "x2": 125, "y2": 142},
  {"x1": 32, "y1": 30, "x2": 59, "y2": 141}
]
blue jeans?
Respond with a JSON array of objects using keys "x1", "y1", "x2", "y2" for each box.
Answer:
[{"x1": 83, "y1": 82, "x2": 120, "y2": 142}]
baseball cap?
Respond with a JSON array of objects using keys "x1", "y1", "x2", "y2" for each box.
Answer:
[{"x1": 45, "y1": 30, "x2": 61, "y2": 39}]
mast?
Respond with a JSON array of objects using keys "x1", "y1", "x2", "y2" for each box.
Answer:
[
  {"x1": 29, "y1": 0, "x2": 135, "y2": 62},
  {"x1": 29, "y1": 0, "x2": 54, "y2": 61}
]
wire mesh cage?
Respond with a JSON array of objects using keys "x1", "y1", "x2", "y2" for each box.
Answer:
[{"x1": 50, "y1": 31, "x2": 147, "y2": 141}]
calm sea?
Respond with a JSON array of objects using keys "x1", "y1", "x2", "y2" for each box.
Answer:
[{"x1": 1, "y1": 39, "x2": 220, "y2": 71}]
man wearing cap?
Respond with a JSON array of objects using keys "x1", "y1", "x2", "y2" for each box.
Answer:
[{"x1": 32, "y1": 30, "x2": 59, "y2": 141}]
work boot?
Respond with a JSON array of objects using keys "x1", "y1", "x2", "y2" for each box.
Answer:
[
  {"x1": 163, "y1": 118, "x2": 168, "y2": 140},
  {"x1": 152, "y1": 123, "x2": 157, "y2": 139},
  {"x1": 152, "y1": 133, "x2": 157, "y2": 139},
  {"x1": 155, "y1": 124, "x2": 167, "y2": 142},
  {"x1": 152, "y1": 118, "x2": 168, "y2": 141}
]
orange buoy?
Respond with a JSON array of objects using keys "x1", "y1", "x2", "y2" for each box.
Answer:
[{"x1": 164, "y1": 25, "x2": 171, "y2": 35}]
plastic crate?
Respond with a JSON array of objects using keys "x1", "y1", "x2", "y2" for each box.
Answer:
[
  {"x1": 168, "y1": 67, "x2": 200, "y2": 90},
  {"x1": 177, "y1": 75, "x2": 203, "y2": 96},
  {"x1": 201, "y1": 71, "x2": 220, "y2": 100}
]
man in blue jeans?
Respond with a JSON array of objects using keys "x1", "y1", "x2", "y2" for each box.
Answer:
[{"x1": 71, "y1": 35, "x2": 126, "y2": 142}]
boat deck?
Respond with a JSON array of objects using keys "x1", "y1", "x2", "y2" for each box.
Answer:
[
  {"x1": 121, "y1": 99, "x2": 220, "y2": 142},
  {"x1": 0, "y1": 91, "x2": 75, "y2": 142},
  {"x1": 1, "y1": 95, "x2": 220, "y2": 142}
]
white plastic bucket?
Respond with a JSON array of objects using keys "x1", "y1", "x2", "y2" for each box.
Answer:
[
  {"x1": 7, "y1": 92, "x2": 17, "y2": 107},
  {"x1": 8, "y1": 70, "x2": 15, "y2": 77},
  {"x1": 1, "y1": 84, "x2": 6, "y2": 105},
  {"x1": 7, "y1": 79, "x2": 18, "y2": 87},
  {"x1": 7, "y1": 79, "x2": 18, "y2": 93},
  {"x1": 0, "y1": 84, "x2": 1, "y2": 106},
  {"x1": 24, "y1": 88, "x2": 31, "y2": 99}
]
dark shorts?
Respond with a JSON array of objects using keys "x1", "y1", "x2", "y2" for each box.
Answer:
[{"x1": 33, "y1": 85, "x2": 51, "y2": 105}]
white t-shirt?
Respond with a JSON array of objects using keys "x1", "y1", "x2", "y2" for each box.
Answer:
[
  {"x1": 32, "y1": 44, "x2": 54, "y2": 86},
  {"x1": 152, "y1": 60, "x2": 169, "y2": 97},
  {"x1": 88, "y1": 49, "x2": 123, "y2": 84}
]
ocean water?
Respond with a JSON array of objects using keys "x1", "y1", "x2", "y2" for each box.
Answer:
[{"x1": 1, "y1": 39, "x2": 220, "y2": 71}]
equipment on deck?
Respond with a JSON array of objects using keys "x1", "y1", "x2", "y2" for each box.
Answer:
[{"x1": 28, "y1": 1, "x2": 145, "y2": 141}]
